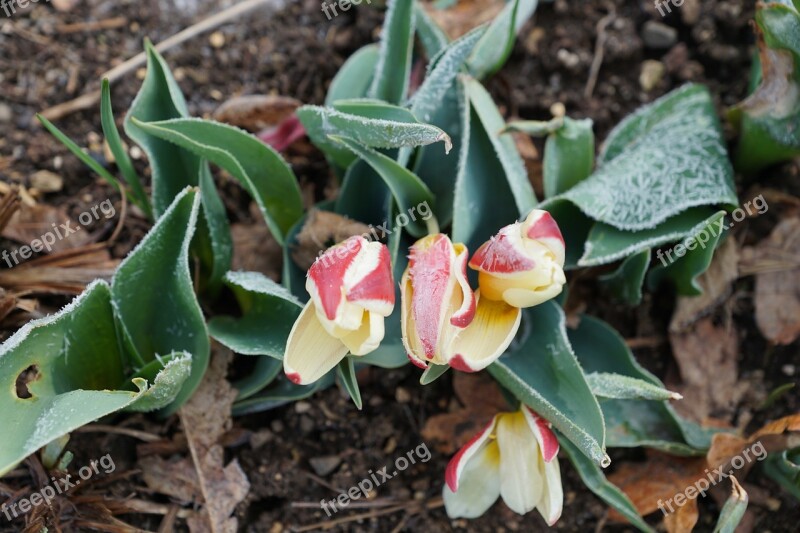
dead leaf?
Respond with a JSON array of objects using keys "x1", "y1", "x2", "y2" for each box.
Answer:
[
  {"x1": 0, "y1": 244, "x2": 117, "y2": 294},
  {"x1": 2, "y1": 203, "x2": 91, "y2": 253},
  {"x1": 179, "y1": 347, "x2": 250, "y2": 533},
  {"x1": 423, "y1": 0, "x2": 505, "y2": 41},
  {"x1": 291, "y1": 209, "x2": 373, "y2": 271},
  {"x1": 670, "y1": 238, "x2": 739, "y2": 332},
  {"x1": 752, "y1": 217, "x2": 800, "y2": 344},
  {"x1": 707, "y1": 413, "x2": 800, "y2": 472},
  {"x1": 736, "y1": 30, "x2": 798, "y2": 119},
  {"x1": 668, "y1": 317, "x2": 742, "y2": 423},
  {"x1": 663, "y1": 496, "x2": 698, "y2": 533},
  {"x1": 230, "y1": 204, "x2": 283, "y2": 281},
  {"x1": 140, "y1": 456, "x2": 202, "y2": 504},
  {"x1": 421, "y1": 372, "x2": 508, "y2": 454},
  {"x1": 213, "y1": 95, "x2": 300, "y2": 132}
]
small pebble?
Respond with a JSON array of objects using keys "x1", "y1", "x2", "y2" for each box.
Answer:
[
  {"x1": 295, "y1": 400, "x2": 312, "y2": 413},
  {"x1": 639, "y1": 60, "x2": 665, "y2": 92},
  {"x1": 30, "y1": 170, "x2": 63, "y2": 193},
  {"x1": 395, "y1": 387, "x2": 411, "y2": 403},
  {"x1": 0, "y1": 103, "x2": 12, "y2": 124},
  {"x1": 642, "y1": 21, "x2": 678, "y2": 49},
  {"x1": 309, "y1": 455, "x2": 342, "y2": 476},
  {"x1": 781, "y1": 364, "x2": 795, "y2": 376},
  {"x1": 209, "y1": 31, "x2": 226, "y2": 48}
]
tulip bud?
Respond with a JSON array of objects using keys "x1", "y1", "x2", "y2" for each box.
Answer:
[
  {"x1": 284, "y1": 236, "x2": 395, "y2": 385},
  {"x1": 469, "y1": 209, "x2": 566, "y2": 308}
]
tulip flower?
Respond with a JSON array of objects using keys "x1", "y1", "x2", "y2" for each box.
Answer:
[
  {"x1": 443, "y1": 407, "x2": 563, "y2": 524},
  {"x1": 469, "y1": 209, "x2": 566, "y2": 308},
  {"x1": 283, "y1": 236, "x2": 395, "y2": 385},
  {"x1": 401, "y1": 234, "x2": 521, "y2": 372}
]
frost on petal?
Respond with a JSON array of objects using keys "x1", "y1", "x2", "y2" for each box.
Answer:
[
  {"x1": 468, "y1": 223, "x2": 535, "y2": 274},
  {"x1": 307, "y1": 236, "x2": 364, "y2": 321}
]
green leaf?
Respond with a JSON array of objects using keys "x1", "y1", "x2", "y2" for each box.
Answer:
[
  {"x1": 414, "y1": 2, "x2": 449, "y2": 58},
  {"x1": 568, "y1": 315, "x2": 715, "y2": 454},
  {"x1": 487, "y1": 301, "x2": 608, "y2": 467},
  {"x1": 542, "y1": 199, "x2": 594, "y2": 269},
  {"x1": 335, "y1": 159, "x2": 392, "y2": 227},
  {"x1": 233, "y1": 356, "x2": 282, "y2": 401},
  {"x1": 208, "y1": 271, "x2": 302, "y2": 358},
  {"x1": 232, "y1": 374, "x2": 335, "y2": 416},
  {"x1": 297, "y1": 104, "x2": 452, "y2": 166},
  {"x1": 578, "y1": 207, "x2": 716, "y2": 267},
  {"x1": 111, "y1": 187, "x2": 209, "y2": 415},
  {"x1": 369, "y1": 0, "x2": 415, "y2": 104},
  {"x1": 560, "y1": 436, "x2": 654, "y2": 533},
  {"x1": 559, "y1": 84, "x2": 737, "y2": 231},
  {"x1": 196, "y1": 163, "x2": 232, "y2": 295},
  {"x1": 420, "y1": 363, "x2": 449, "y2": 385},
  {"x1": 713, "y1": 478, "x2": 748, "y2": 533},
  {"x1": 325, "y1": 44, "x2": 380, "y2": 106},
  {"x1": 0, "y1": 281, "x2": 190, "y2": 476},
  {"x1": 329, "y1": 136, "x2": 434, "y2": 237},
  {"x1": 468, "y1": 0, "x2": 538, "y2": 79},
  {"x1": 36, "y1": 114, "x2": 123, "y2": 195},
  {"x1": 129, "y1": 117, "x2": 303, "y2": 245},
  {"x1": 124, "y1": 40, "x2": 201, "y2": 217},
  {"x1": 647, "y1": 211, "x2": 726, "y2": 296},
  {"x1": 762, "y1": 449, "x2": 800, "y2": 500},
  {"x1": 598, "y1": 249, "x2": 651, "y2": 306},
  {"x1": 337, "y1": 357, "x2": 363, "y2": 410},
  {"x1": 100, "y1": 78, "x2": 152, "y2": 219},
  {"x1": 587, "y1": 372, "x2": 681, "y2": 401},
  {"x1": 543, "y1": 118, "x2": 595, "y2": 198}
]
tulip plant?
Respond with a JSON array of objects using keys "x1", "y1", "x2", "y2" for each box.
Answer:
[{"x1": 2, "y1": 0, "x2": 798, "y2": 529}]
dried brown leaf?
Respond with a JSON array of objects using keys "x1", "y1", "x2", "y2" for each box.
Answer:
[
  {"x1": 663, "y1": 495, "x2": 698, "y2": 533},
  {"x1": 213, "y1": 95, "x2": 300, "y2": 132},
  {"x1": 2, "y1": 203, "x2": 91, "y2": 252},
  {"x1": 423, "y1": 0, "x2": 505, "y2": 41}
]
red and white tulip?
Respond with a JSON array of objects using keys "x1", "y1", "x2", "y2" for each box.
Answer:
[
  {"x1": 469, "y1": 209, "x2": 566, "y2": 308},
  {"x1": 443, "y1": 408, "x2": 563, "y2": 524},
  {"x1": 283, "y1": 236, "x2": 395, "y2": 385},
  {"x1": 401, "y1": 234, "x2": 520, "y2": 372}
]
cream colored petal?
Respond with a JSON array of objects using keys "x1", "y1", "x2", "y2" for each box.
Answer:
[
  {"x1": 400, "y1": 270, "x2": 429, "y2": 368},
  {"x1": 496, "y1": 411, "x2": 544, "y2": 515},
  {"x1": 446, "y1": 292, "x2": 521, "y2": 372},
  {"x1": 537, "y1": 454, "x2": 563, "y2": 526},
  {"x1": 502, "y1": 280, "x2": 564, "y2": 308},
  {"x1": 442, "y1": 440, "x2": 501, "y2": 519},
  {"x1": 340, "y1": 310, "x2": 385, "y2": 356},
  {"x1": 284, "y1": 302, "x2": 350, "y2": 385}
]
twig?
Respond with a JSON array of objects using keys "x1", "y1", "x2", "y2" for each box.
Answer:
[
  {"x1": 291, "y1": 497, "x2": 443, "y2": 533},
  {"x1": 584, "y1": 5, "x2": 616, "y2": 99},
  {"x1": 38, "y1": 0, "x2": 287, "y2": 123},
  {"x1": 56, "y1": 17, "x2": 128, "y2": 34},
  {"x1": 74, "y1": 424, "x2": 161, "y2": 443}
]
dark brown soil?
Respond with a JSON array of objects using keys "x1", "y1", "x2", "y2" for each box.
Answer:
[{"x1": 1, "y1": 0, "x2": 798, "y2": 532}]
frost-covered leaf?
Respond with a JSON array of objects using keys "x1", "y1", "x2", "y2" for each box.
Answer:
[
  {"x1": 468, "y1": 0, "x2": 538, "y2": 79},
  {"x1": 415, "y1": 2, "x2": 449, "y2": 58},
  {"x1": 196, "y1": 162, "x2": 232, "y2": 296},
  {"x1": 487, "y1": 301, "x2": 608, "y2": 467},
  {"x1": 713, "y1": 477, "x2": 748, "y2": 533},
  {"x1": 325, "y1": 44, "x2": 380, "y2": 106},
  {"x1": 208, "y1": 271, "x2": 301, "y2": 358},
  {"x1": 112, "y1": 188, "x2": 209, "y2": 415},
  {"x1": 124, "y1": 40, "x2": 201, "y2": 217},
  {"x1": 560, "y1": 84, "x2": 736, "y2": 231},
  {"x1": 598, "y1": 249, "x2": 650, "y2": 306},
  {"x1": 0, "y1": 282, "x2": 191, "y2": 476},
  {"x1": 369, "y1": 0, "x2": 415, "y2": 104},
  {"x1": 587, "y1": 372, "x2": 681, "y2": 401},
  {"x1": 129, "y1": 117, "x2": 303, "y2": 245}
]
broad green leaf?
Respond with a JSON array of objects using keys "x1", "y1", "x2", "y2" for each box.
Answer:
[
  {"x1": 560, "y1": 84, "x2": 736, "y2": 231},
  {"x1": 543, "y1": 118, "x2": 594, "y2": 198},
  {"x1": 578, "y1": 207, "x2": 715, "y2": 267},
  {"x1": 297, "y1": 104, "x2": 452, "y2": 165},
  {"x1": 330, "y1": 136, "x2": 434, "y2": 237},
  {"x1": 503, "y1": 116, "x2": 564, "y2": 137},
  {"x1": 208, "y1": 271, "x2": 302, "y2": 358},
  {"x1": 409, "y1": 26, "x2": 486, "y2": 123},
  {"x1": 112, "y1": 188, "x2": 209, "y2": 415},
  {"x1": 325, "y1": 44, "x2": 380, "y2": 106},
  {"x1": 487, "y1": 301, "x2": 608, "y2": 467},
  {"x1": 234, "y1": 356, "x2": 282, "y2": 401},
  {"x1": 420, "y1": 363, "x2": 449, "y2": 385},
  {"x1": 232, "y1": 374, "x2": 335, "y2": 416},
  {"x1": 468, "y1": 0, "x2": 539, "y2": 79},
  {"x1": 369, "y1": 0, "x2": 415, "y2": 104},
  {"x1": 568, "y1": 315, "x2": 715, "y2": 454},
  {"x1": 587, "y1": 372, "x2": 680, "y2": 401},
  {"x1": 337, "y1": 357, "x2": 363, "y2": 410},
  {"x1": 335, "y1": 159, "x2": 392, "y2": 228},
  {"x1": 129, "y1": 117, "x2": 303, "y2": 244},
  {"x1": 414, "y1": 3, "x2": 449, "y2": 58},
  {"x1": 0, "y1": 281, "x2": 190, "y2": 476},
  {"x1": 124, "y1": 40, "x2": 200, "y2": 217},
  {"x1": 560, "y1": 436, "x2": 654, "y2": 533},
  {"x1": 101, "y1": 78, "x2": 152, "y2": 219},
  {"x1": 598, "y1": 249, "x2": 651, "y2": 306},
  {"x1": 713, "y1": 478, "x2": 748, "y2": 533},
  {"x1": 37, "y1": 114, "x2": 123, "y2": 195},
  {"x1": 647, "y1": 211, "x2": 726, "y2": 296},
  {"x1": 196, "y1": 163, "x2": 232, "y2": 296}
]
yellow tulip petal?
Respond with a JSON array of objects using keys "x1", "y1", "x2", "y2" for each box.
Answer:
[
  {"x1": 284, "y1": 302, "x2": 350, "y2": 385},
  {"x1": 446, "y1": 292, "x2": 521, "y2": 372},
  {"x1": 340, "y1": 310, "x2": 385, "y2": 356}
]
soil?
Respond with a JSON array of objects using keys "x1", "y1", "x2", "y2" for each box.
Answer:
[{"x1": 1, "y1": 0, "x2": 798, "y2": 532}]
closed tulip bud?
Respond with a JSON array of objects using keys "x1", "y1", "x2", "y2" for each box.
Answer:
[
  {"x1": 469, "y1": 209, "x2": 566, "y2": 308},
  {"x1": 284, "y1": 236, "x2": 395, "y2": 385}
]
